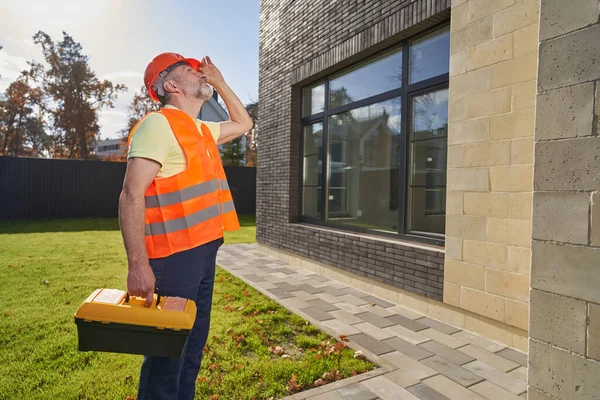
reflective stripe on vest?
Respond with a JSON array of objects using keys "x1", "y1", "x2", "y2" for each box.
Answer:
[
  {"x1": 144, "y1": 179, "x2": 229, "y2": 208},
  {"x1": 145, "y1": 200, "x2": 236, "y2": 236}
]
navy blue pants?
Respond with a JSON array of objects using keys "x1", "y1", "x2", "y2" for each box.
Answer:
[{"x1": 137, "y1": 237, "x2": 223, "y2": 400}]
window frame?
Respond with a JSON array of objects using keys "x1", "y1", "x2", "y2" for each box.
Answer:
[{"x1": 298, "y1": 22, "x2": 450, "y2": 247}]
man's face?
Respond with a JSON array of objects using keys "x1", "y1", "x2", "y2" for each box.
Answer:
[{"x1": 167, "y1": 64, "x2": 213, "y2": 101}]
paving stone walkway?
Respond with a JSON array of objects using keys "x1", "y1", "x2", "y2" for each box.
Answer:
[{"x1": 217, "y1": 244, "x2": 529, "y2": 400}]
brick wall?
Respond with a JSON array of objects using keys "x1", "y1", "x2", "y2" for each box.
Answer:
[
  {"x1": 444, "y1": 0, "x2": 539, "y2": 332},
  {"x1": 529, "y1": 1, "x2": 600, "y2": 398},
  {"x1": 258, "y1": 0, "x2": 451, "y2": 301}
]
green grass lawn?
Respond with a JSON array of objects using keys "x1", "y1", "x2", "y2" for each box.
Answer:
[{"x1": 0, "y1": 216, "x2": 375, "y2": 399}]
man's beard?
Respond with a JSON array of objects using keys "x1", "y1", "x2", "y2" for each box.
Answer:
[
  {"x1": 198, "y1": 83, "x2": 214, "y2": 100},
  {"x1": 182, "y1": 79, "x2": 213, "y2": 101}
]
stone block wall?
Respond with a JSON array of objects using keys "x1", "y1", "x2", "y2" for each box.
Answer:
[
  {"x1": 445, "y1": 0, "x2": 539, "y2": 333},
  {"x1": 528, "y1": 0, "x2": 600, "y2": 398}
]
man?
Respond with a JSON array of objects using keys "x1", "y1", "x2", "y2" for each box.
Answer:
[{"x1": 119, "y1": 53, "x2": 252, "y2": 400}]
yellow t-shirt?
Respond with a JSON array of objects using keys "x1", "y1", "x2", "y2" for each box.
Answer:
[{"x1": 127, "y1": 105, "x2": 221, "y2": 178}]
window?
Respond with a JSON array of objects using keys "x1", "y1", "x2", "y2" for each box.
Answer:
[
  {"x1": 327, "y1": 98, "x2": 401, "y2": 232},
  {"x1": 98, "y1": 144, "x2": 121, "y2": 151},
  {"x1": 302, "y1": 123, "x2": 323, "y2": 217},
  {"x1": 98, "y1": 144, "x2": 120, "y2": 152},
  {"x1": 300, "y1": 25, "x2": 449, "y2": 244},
  {"x1": 329, "y1": 49, "x2": 403, "y2": 108},
  {"x1": 408, "y1": 89, "x2": 448, "y2": 235}
]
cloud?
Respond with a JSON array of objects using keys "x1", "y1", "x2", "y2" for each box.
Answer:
[
  {"x1": 99, "y1": 109, "x2": 127, "y2": 117},
  {"x1": 388, "y1": 114, "x2": 402, "y2": 131},
  {"x1": 98, "y1": 70, "x2": 144, "y2": 115},
  {"x1": 99, "y1": 70, "x2": 143, "y2": 82},
  {"x1": 96, "y1": 71, "x2": 142, "y2": 139},
  {"x1": 98, "y1": 109, "x2": 129, "y2": 140},
  {"x1": 0, "y1": 51, "x2": 31, "y2": 92},
  {"x1": 23, "y1": 38, "x2": 35, "y2": 48},
  {"x1": 99, "y1": 71, "x2": 144, "y2": 95}
]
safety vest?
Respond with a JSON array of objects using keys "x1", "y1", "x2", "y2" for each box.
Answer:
[{"x1": 128, "y1": 107, "x2": 240, "y2": 259}]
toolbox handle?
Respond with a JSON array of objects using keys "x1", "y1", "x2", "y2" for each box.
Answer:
[{"x1": 125, "y1": 288, "x2": 161, "y2": 308}]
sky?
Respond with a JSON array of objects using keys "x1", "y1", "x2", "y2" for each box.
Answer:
[{"x1": 0, "y1": 0, "x2": 260, "y2": 140}]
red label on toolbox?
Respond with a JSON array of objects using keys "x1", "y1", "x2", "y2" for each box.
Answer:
[{"x1": 161, "y1": 297, "x2": 187, "y2": 312}]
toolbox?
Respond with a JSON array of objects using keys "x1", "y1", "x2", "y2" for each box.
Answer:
[{"x1": 74, "y1": 288, "x2": 197, "y2": 358}]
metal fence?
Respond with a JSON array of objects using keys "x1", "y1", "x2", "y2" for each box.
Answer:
[{"x1": 0, "y1": 157, "x2": 256, "y2": 219}]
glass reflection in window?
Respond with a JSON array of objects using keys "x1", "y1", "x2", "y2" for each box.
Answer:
[
  {"x1": 302, "y1": 123, "x2": 323, "y2": 217},
  {"x1": 327, "y1": 98, "x2": 402, "y2": 232},
  {"x1": 329, "y1": 49, "x2": 402, "y2": 109},
  {"x1": 410, "y1": 27, "x2": 450, "y2": 84},
  {"x1": 408, "y1": 89, "x2": 448, "y2": 235}
]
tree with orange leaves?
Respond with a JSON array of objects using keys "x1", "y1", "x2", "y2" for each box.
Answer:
[
  {"x1": 30, "y1": 31, "x2": 127, "y2": 160},
  {"x1": 0, "y1": 73, "x2": 49, "y2": 157}
]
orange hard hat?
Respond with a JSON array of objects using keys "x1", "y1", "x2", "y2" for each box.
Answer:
[{"x1": 144, "y1": 53, "x2": 202, "y2": 102}]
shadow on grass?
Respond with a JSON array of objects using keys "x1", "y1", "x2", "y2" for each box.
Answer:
[{"x1": 0, "y1": 214, "x2": 256, "y2": 234}]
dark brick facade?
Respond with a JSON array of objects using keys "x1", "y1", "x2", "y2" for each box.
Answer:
[{"x1": 257, "y1": 0, "x2": 451, "y2": 301}]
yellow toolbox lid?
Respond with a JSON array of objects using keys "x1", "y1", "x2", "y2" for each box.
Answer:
[{"x1": 74, "y1": 288, "x2": 197, "y2": 331}]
